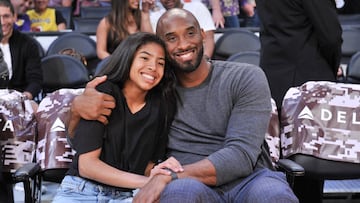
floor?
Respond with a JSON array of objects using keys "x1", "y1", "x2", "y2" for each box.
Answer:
[
  {"x1": 12, "y1": 179, "x2": 360, "y2": 202},
  {"x1": 323, "y1": 179, "x2": 360, "y2": 203},
  {"x1": 13, "y1": 181, "x2": 59, "y2": 203}
]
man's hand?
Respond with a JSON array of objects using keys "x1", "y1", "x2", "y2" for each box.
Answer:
[
  {"x1": 73, "y1": 75, "x2": 115, "y2": 124},
  {"x1": 133, "y1": 175, "x2": 170, "y2": 203},
  {"x1": 68, "y1": 76, "x2": 115, "y2": 136},
  {"x1": 242, "y1": 3, "x2": 255, "y2": 17},
  {"x1": 22, "y1": 91, "x2": 33, "y2": 100}
]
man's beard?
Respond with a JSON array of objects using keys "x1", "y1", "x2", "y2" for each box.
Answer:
[{"x1": 169, "y1": 46, "x2": 204, "y2": 73}]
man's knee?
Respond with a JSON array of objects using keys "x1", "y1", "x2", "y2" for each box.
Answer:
[
  {"x1": 162, "y1": 178, "x2": 206, "y2": 195},
  {"x1": 161, "y1": 178, "x2": 213, "y2": 202},
  {"x1": 242, "y1": 171, "x2": 298, "y2": 203}
]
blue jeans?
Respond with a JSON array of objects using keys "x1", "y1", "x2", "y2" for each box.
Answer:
[
  {"x1": 224, "y1": 15, "x2": 240, "y2": 28},
  {"x1": 160, "y1": 168, "x2": 298, "y2": 203},
  {"x1": 243, "y1": 9, "x2": 261, "y2": 27},
  {"x1": 53, "y1": 175, "x2": 133, "y2": 203}
]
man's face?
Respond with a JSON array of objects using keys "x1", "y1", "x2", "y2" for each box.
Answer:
[
  {"x1": 157, "y1": 13, "x2": 205, "y2": 73},
  {"x1": 160, "y1": 0, "x2": 181, "y2": 10},
  {"x1": 0, "y1": 6, "x2": 15, "y2": 40}
]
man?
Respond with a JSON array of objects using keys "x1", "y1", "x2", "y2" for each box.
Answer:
[
  {"x1": 11, "y1": 0, "x2": 31, "y2": 31},
  {"x1": 0, "y1": 21, "x2": 10, "y2": 203},
  {"x1": 70, "y1": 8, "x2": 298, "y2": 202},
  {"x1": 150, "y1": 0, "x2": 216, "y2": 60},
  {"x1": 337, "y1": 0, "x2": 360, "y2": 14},
  {"x1": 256, "y1": 0, "x2": 342, "y2": 111},
  {"x1": 0, "y1": 0, "x2": 42, "y2": 99}
]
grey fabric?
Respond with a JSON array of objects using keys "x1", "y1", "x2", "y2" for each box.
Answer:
[{"x1": 168, "y1": 60, "x2": 273, "y2": 189}]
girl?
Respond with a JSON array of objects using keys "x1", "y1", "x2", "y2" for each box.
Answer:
[
  {"x1": 53, "y1": 32, "x2": 178, "y2": 202},
  {"x1": 96, "y1": 0, "x2": 154, "y2": 59}
]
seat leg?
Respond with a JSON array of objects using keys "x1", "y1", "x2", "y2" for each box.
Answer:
[{"x1": 293, "y1": 176, "x2": 324, "y2": 203}]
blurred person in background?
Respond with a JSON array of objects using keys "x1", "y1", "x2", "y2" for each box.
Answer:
[
  {"x1": 240, "y1": 0, "x2": 260, "y2": 27},
  {"x1": 11, "y1": 0, "x2": 31, "y2": 31},
  {"x1": 257, "y1": 0, "x2": 342, "y2": 112},
  {"x1": 48, "y1": 0, "x2": 73, "y2": 7},
  {"x1": 257, "y1": 1, "x2": 342, "y2": 201},
  {"x1": 0, "y1": 16, "x2": 11, "y2": 203},
  {"x1": 0, "y1": 0, "x2": 42, "y2": 99},
  {"x1": 96, "y1": 0, "x2": 154, "y2": 60},
  {"x1": 336, "y1": 0, "x2": 360, "y2": 14},
  {"x1": 27, "y1": 0, "x2": 66, "y2": 31}
]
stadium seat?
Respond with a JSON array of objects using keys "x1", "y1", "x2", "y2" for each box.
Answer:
[
  {"x1": 40, "y1": 54, "x2": 90, "y2": 96},
  {"x1": 213, "y1": 29, "x2": 261, "y2": 60},
  {"x1": 281, "y1": 81, "x2": 360, "y2": 202}
]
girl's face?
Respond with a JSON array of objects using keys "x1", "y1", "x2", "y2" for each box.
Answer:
[
  {"x1": 129, "y1": 0, "x2": 139, "y2": 10},
  {"x1": 126, "y1": 42, "x2": 166, "y2": 92}
]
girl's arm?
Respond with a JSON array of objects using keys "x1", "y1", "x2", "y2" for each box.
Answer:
[
  {"x1": 96, "y1": 18, "x2": 111, "y2": 60},
  {"x1": 79, "y1": 148, "x2": 151, "y2": 188}
]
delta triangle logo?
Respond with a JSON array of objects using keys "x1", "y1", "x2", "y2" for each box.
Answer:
[
  {"x1": 50, "y1": 117, "x2": 66, "y2": 132},
  {"x1": 298, "y1": 106, "x2": 314, "y2": 120}
]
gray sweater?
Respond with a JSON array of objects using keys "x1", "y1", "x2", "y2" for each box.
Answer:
[{"x1": 168, "y1": 60, "x2": 273, "y2": 190}]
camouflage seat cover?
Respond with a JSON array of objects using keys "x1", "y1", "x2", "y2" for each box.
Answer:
[
  {"x1": 265, "y1": 98, "x2": 280, "y2": 166},
  {"x1": 281, "y1": 81, "x2": 360, "y2": 163},
  {"x1": 0, "y1": 89, "x2": 36, "y2": 172},
  {"x1": 36, "y1": 88, "x2": 83, "y2": 170}
]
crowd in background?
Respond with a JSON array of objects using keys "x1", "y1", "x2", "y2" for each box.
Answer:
[
  {"x1": 10, "y1": 0, "x2": 262, "y2": 33},
  {"x1": 10, "y1": 0, "x2": 360, "y2": 34}
]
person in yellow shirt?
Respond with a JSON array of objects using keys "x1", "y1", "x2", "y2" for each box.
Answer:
[{"x1": 27, "y1": 0, "x2": 66, "y2": 31}]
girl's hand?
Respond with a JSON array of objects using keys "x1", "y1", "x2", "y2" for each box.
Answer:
[
  {"x1": 154, "y1": 157, "x2": 184, "y2": 173},
  {"x1": 149, "y1": 157, "x2": 184, "y2": 179}
]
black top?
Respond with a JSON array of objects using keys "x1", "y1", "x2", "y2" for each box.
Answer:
[
  {"x1": 55, "y1": 10, "x2": 66, "y2": 26},
  {"x1": 67, "y1": 81, "x2": 168, "y2": 189},
  {"x1": 256, "y1": 0, "x2": 342, "y2": 108},
  {"x1": 106, "y1": 31, "x2": 121, "y2": 55}
]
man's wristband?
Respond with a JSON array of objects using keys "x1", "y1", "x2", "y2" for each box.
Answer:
[{"x1": 164, "y1": 168, "x2": 178, "y2": 181}]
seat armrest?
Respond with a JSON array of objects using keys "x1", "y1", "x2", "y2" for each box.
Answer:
[
  {"x1": 277, "y1": 159, "x2": 305, "y2": 177},
  {"x1": 12, "y1": 163, "x2": 41, "y2": 182}
]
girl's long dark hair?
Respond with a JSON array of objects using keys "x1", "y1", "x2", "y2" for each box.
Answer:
[
  {"x1": 106, "y1": 0, "x2": 141, "y2": 46},
  {"x1": 97, "y1": 32, "x2": 178, "y2": 138}
]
